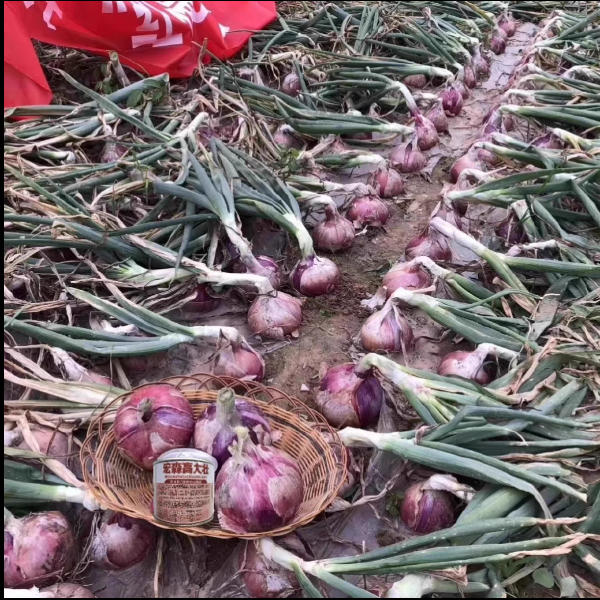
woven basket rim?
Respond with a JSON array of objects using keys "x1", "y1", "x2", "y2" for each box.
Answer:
[{"x1": 81, "y1": 373, "x2": 347, "y2": 539}]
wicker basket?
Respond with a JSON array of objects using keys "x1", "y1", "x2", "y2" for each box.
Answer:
[{"x1": 81, "y1": 373, "x2": 347, "y2": 539}]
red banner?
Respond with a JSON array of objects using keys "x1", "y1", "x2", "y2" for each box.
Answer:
[{"x1": 4, "y1": 1, "x2": 276, "y2": 108}]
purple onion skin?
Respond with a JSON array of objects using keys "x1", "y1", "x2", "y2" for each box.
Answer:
[
  {"x1": 425, "y1": 103, "x2": 449, "y2": 133},
  {"x1": 317, "y1": 364, "x2": 384, "y2": 428},
  {"x1": 216, "y1": 439, "x2": 304, "y2": 534},
  {"x1": 16, "y1": 425, "x2": 69, "y2": 465},
  {"x1": 347, "y1": 196, "x2": 391, "y2": 228},
  {"x1": 248, "y1": 292, "x2": 303, "y2": 341},
  {"x1": 281, "y1": 72, "x2": 301, "y2": 96},
  {"x1": 92, "y1": 512, "x2": 157, "y2": 570},
  {"x1": 371, "y1": 167, "x2": 405, "y2": 198},
  {"x1": 532, "y1": 133, "x2": 564, "y2": 150},
  {"x1": 405, "y1": 233, "x2": 452, "y2": 262},
  {"x1": 450, "y1": 153, "x2": 480, "y2": 184},
  {"x1": 274, "y1": 126, "x2": 303, "y2": 150},
  {"x1": 403, "y1": 74, "x2": 427, "y2": 89},
  {"x1": 433, "y1": 204, "x2": 463, "y2": 231},
  {"x1": 401, "y1": 482, "x2": 455, "y2": 534},
  {"x1": 464, "y1": 65, "x2": 477, "y2": 89},
  {"x1": 382, "y1": 265, "x2": 433, "y2": 299},
  {"x1": 438, "y1": 350, "x2": 496, "y2": 386},
  {"x1": 313, "y1": 208, "x2": 355, "y2": 252},
  {"x1": 496, "y1": 216, "x2": 528, "y2": 246},
  {"x1": 4, "y1": 512, "x2": 76, "y2": 588},
  {"x1": 232, "y1": 255, "x2": 281, "y2": 291},
  {"x1": 242, "y1": 543, "x2": 299, "y2": 598},
  {"x1": 290, "y1": 255, "x2": 340, "y2": 297},
  {"x1": 194, "y1": 396, "x2": 272, "y2": 469},
  {"x1": 213, "y1": 340, "x2": 265, "y2": 382},
  {"x1": 361, "y1": 309, "x2": 415, "y2": 353},
  {"x1": 415, "y1": 115, "x2": 439, "y2": 151},
  {"x1": 390, "y1": 143, "x2": 427, "y2": 174},
  {"x1": 186, "y1": 284, "x2": 221, "y2": 313},
  {"x1": 499, "y1": 13, "x2": 517, "y2": 37},
  {"x1": 114, "y1": 384, "x2": 195, "y2": 471},
  {"x1": 491, "y1": 33, "x2": 507, "y2": 55},
  {"x1": 42, "y1": 584, "x2": 96, "y2": 598},
  {"x1": 442, "y1": 85, "x2": 464, "y2": 117}
]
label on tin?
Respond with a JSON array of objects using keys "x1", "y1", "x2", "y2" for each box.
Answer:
[{"x1": 154, "y1": 459, "x2": 215, "y2": 526}]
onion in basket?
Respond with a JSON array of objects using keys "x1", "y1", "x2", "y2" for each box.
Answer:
[
  {"x1": 114, "y1": 383, "x2": 195, "y2": 470},
  {"x1": 216, "y1": 427, "x2": 304, "y2": 534},
  {"x1": 194, "y1": 388, "x2": 275, "y2": 469}
]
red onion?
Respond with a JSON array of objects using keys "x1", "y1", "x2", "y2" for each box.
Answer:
[
  {"x1": 425, "y1": 101, "x2": 449, "y2": 133},
  {"x1": 194, "y1": 387, "x2": 273, "y2": 469},
  {"x1": 4, "y1": 511, "x2": 76, "y2": 587},
  {"x1": 438, "y1": 348, "x2": 497, "y2": 385},
  {"x1": 432, "y1": 203, "x2": 463, "y2": 231},
  {"x1": 403, "y1": 74, "x2": 427, "y2": 89},
  {"x1": 317, "y1": 364, "x2": 384, "y2": 428},
  {"x1": 370, "y1": 166, "x2": 405, "y2": 198},
  {"x1": 401, "y1": 481, "x2": 455, "y2": 534},
  {"x1": 216, "y1": 428, "x2": 304, "y2": 533},
  {"x1": 40, "y1": 584, "x2": 96, "y2": 598},
  {"x1": 232, "y1": 255, "x2": 281, "y2": 291},
  {"x1": 382, "y1": 263, "x2": 433, "y2": 300},
  {"x1": 313, "y1": 206, "x2": 355, "y2": 252},
  {"x1": 455, "y1": 78, "x2": 470, "y2": 101},
  {"x1": 186, "y1": 284, "x2": 221, "y2": 313},
  {"x1": 390, "y1": 140, "x2": 426, "y2": 173},
  {"x1": 325, "y1": 138, "x2": 352, "y2": 156},
  {"x1": 120, "y1": 353, "x2": 166, "y2": 377},
  {"x1": 450, "y1": 151, "x2": 481, "y2": 184},
  {"x1": 241, "y1": 542, "x2": 299, "y2": 598},
  {"x1": 495, "y1": 214, "x2": 528, "y2": 245},
  {"x1": 477, "y1": 139, "x2": 500, "y2": 167},
  {"x1": 464, "y1": 64, "x2": 477, "y2": 89},
  {"x1": 441, "y1": 82, "x2": 464, "y2": 117},
  {"x1": 13, "y1": 425, "x2": 69, "y2": 465},
  {"x1": 248, "y1": 292, "x2": 303, "y2": 341},
  {"x1": 491, "y1": 28, "x2": 507, "y2": 55},
  {"x1": 360, "y1": 302, "x2": 414, "y2": 353},
  {"x1": 281, "y1": 72, "x2": 301, "y2": 96},
  {"x1": 414, "y1": 114, "x2": 439, "y2": 151},
  {"x1": 213, "y1": 338, "x2": 265, "y2": 381},
  {"x1": 290, "y1": 255, "x2": 340, "y2": 297},
  {"x1": 347, "y1": 195, "x2": 391, "y2": 228},
  {"x1": 472, "y1": 45, "x2": 491, "y2": 80},
  {"x1": 273, "y1": 125, "x2": 303, "y2": 150},
  {"x1": 91, "y1": 511, "x2": 157, "y2": 570},
  {"x1": 532, "y1": 132, "x2": 564, "y2": 150},
  {"x1": 405, "y1": 231, "x2": 451, "y2": 262},
  {"x1": 498, "y1": 12, "x2": 517, "y2": 37},
  {"x1": 100, "y1": 142, "x2": 126, "y2": 164},
  {"x1": 114, "y1": 383, "x2": 195, "y2": 470},
  {"x1": 322, "y1": 432, "x2": 359, "y2": 498}
]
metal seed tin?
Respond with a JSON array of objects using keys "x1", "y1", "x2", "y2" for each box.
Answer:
[{"x1": 153, "y1": 449, "x2": 218, "y2": 527}]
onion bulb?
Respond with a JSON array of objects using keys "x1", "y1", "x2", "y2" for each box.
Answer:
[
  {"x1": 186, "y1": 284, "x2": 221, "y2": 313},
  {"x1": 281, "y1": 72, "x2": 301, "y2": 96},
  {"x1": 273, "y1": 125, "x2": 303, "y2": 150},
  {"x1": 248, "y1": 292, "x2": 303, "y2": 341},
  {"x1": 405, "y1": 231, "x2": 451, "y2": 262},
  {"x1": 476, "y1": 141, "x2": 500, "y2": 167},
  {"x1": 347, "y1": 195, "x2": 391, "y2": 228},
  {"x1": 401, "y1": 481, "x2": 456, "y2": 534},
  {"x1": 290, "y1": 255, "x2": 340, "y2": 297},
  {"x1": 49, "y1": 348, "x2": 112, "y2": 386},
  {"x1": 495, "y1": 214, "x2": 528, "y2": 246},
  {"x1": 382, "y1": 263, "x2": 433, "y2": 300},
  {"x1": 241, "y1": 542, "x2": 299, "y2": 598},
  {"x1": 403, "y1": 74, "x2": 427, "y2": 89},
  {"x1": 431, "y1": 203, "x2": 463, "y2": 231},
  {"x1": 491, "y1": 28, "x2": 507, "y2": 55},
  {"x1": 438, "y1": 347, "x2": 497, "y2": 385},
  {"x1": 10, "y1": 425, "x2": 70, "y2": 465},
  {"x1": 232, "y1": 255, "x2": 281, "y2": 292},
  {"x1": 91, "y1": 511, "x2": 157, "y2": 570},
  {"x1": 317, "y1": 364, "x2": 385, "y2": 428},
  {"x1": 313, "y1": 206, "x2": 355, "y2": 252},
  {"x1": 450, "y1": 151, "x2": 481, "y2": 184},
  {"x1": 532, "y1": 132, "x2": 564, "y2": 150},
  {"x1": 213, "y1": 337, "x2": 265, "y2": 381},
  {"x1": 360, "y1": 301, "x2": 414, "y2": 353},
  {"x1": 464, "y1": 64, "x2": 477, "y2": 89},
  {"x1": 498, "y1": 12, "x2": 517, "y2": 37},
  {"x1": 414, "y1": 114, "x2": 439, "y2": 151},
  {"x1": 114, "y1": 383, "x2": 195, "y2": 470},
  {"x1": 370, "y1": 166, "x2": 405, "y2": 198},
  {"x1": 4, "y1": 511, "x2": 76, "y2": 588},
  {"x1": 39, "y1": 584, "x2": 96, "y2": 598},
  {"x1": 390, "y1": 140, "x2": 426, "y2": 174},
  {"x1": 425, "y1": 101, "x2": 449, "y2": 133},
  {"x1": 472, "y1": 45, "x2": 491, "y2": 80},
  {"x1": 216, "y1": 427, "x2": 304, "y2": 533},
  {"x1": 194, "y1": 387, "x2": 273, "y2": 469},
  {"x1": 441, "y1": 82, "x2": 464, "y2": 117}
]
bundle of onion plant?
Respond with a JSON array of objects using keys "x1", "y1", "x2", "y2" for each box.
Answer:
[{"x1": 212, "y1": 141, "x2": 342, "y2": 298}]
